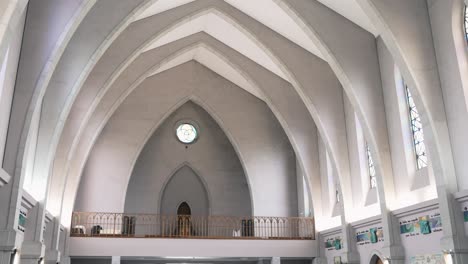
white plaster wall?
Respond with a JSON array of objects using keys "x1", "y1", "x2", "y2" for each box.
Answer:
[
  {"x1": 377, "y1": 38, "x2": 437, "y2": 209},
  {"x1": 0, "y1": 3, "x2": 26, "y2": 231},
  {"x1": 51, "y1": 32, "x2": 322, "y2": 226},
  {"x1": 69, "y1": 237, "x2": 318, "y2": 258},
  {"x1": 123, "y1": 102, "x2": 251, "y2": 217},
  {"x1": 74, "y1": 62, "x2": 298, "y2": 217},
  {"x1": 395, "y1": 204, "x2": 444, "y2": 263},
  {"x1": 316, "y1": 137, "x2": 341, "y2": 230},
  {"x1": 281, "y1": 0, "x2": 395, "y2": 212},
  {"x1": 44, "y1": 0, "x2": 344, "y2": 224},
  {"x1": 43, "y1": 219, "x2": 54, "y2": 249},
  {"x1": 0, "y1": 4, "x2": 26, "y2": 169},
  {"x1": 321, "y1": 228, "x2": 343, "y2": 264},
  {"x1": 319, "y1": 206, "x2": 444, "y2": 264},
  {"x1": 159, "y1": 166, "x2": 210, "y2": 216},
  {"x1": 3, "y1": 0, "x2": 84, "y2": 176},
  {"x1": 28, "y1": 0, "x2": 144, "y2": 200},
  {"x1": 353, "y1": 219, "x2": 384, "y2": 264},
  {"x1": 343, "y1": 94, "x2": 366, "y2": 208},
  {"x1": 59, "y1": 228, "x2": 67, "y2": 254},
  {"x1": 428, "y1": 0, "x2": 468, "y2": 189}
]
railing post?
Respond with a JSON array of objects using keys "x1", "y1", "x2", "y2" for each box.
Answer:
[{"x1": 113, "y1": 213, "x2": 116, "y2": 236}]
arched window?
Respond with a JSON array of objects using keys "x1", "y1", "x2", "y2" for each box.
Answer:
[
  {"x1": 366, "y1": 144, "x2": 377, "y2": 189},
  {"x1": 405, "y1": 85, "x2": 428, "y2": 169}
]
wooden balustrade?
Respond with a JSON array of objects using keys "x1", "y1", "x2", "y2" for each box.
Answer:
[{"x1": 70, "y1": 212, "x2": 315, "y2": 240}]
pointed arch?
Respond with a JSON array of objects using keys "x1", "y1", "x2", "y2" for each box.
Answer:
[
  {"x1": 157, "y1": 162, "x2": 211, "y2": 216},
  {"x1": 58, "y1": 35, "x2": 321, "y2": 224},
  {"x1": 54, "y1": 2, "x2": 346, "y2": 225},
  {"x1": 121, "y1": 96, "x2": 255, "y2": 216},
  {"x1": 369, "y1": 251, "x2": 385, "y2": 264}
]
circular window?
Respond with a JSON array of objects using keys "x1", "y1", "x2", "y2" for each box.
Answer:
[{"x1": 176, "y1": 123, "x2": 198, "y2": 144}]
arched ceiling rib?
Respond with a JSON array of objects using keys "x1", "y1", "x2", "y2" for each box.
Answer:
[
  {"x1": 45, "y1": 0, "x2": 354, "y2": 226},
  {"x1": 135, "y1": 0, "x2": 195, "y2": 20},
  {"x1": 223, "y1": 0, "x2": 322, "y2": 57},
  {"x1": 136, "y1": 0, "x2": 323, "y2": 59},
  {"x1": 72, "y1": 61, "x2": 298, "y2": 216},
  {"x1": 54, "y1": 33, "x2": 325, "y2": 226},
  {"x1": 135, "y1": 0, "x2": 376, "y2": 55},
  {"x1": 143, "y1": 11, "x2": 290, "y2": 81},
  {"x1": 149, "y1": 43, "x2": 266, "y2": 100},
  {"x1": 317, "y1": 0, "x2": 377, "y2": 35}
]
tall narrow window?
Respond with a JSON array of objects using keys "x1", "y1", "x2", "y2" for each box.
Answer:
[
  {"x1": 405, "y1": 85, "x2": 428, "y2": 169},
  {"x1": 366, "y1": 144, "x2": 377, "y2": 189},
  {"x1": 464, "y1": 5, "x2": 468, "y2": 42},
  {"x1": 335, "y1": 187, "x2": 340, "y2": 204}
]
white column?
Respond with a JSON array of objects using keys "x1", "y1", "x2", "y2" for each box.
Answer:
[
  {"x1": 45, "y1": 219, "x2": 61, "y2": 264},
  {"x1": 20, "y1": 203, "x2": 46, "y2": 264},
  {"x1": 111, "y1": 256, "x2": 121, "y2": 264},
  {"x1": 271, "y1": 257, "x2": 280, "y2": 264}
]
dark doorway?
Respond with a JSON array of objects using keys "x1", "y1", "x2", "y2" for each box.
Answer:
[
  {"x1": 177, "y1": 202, "x2": 192, "y2": 215},
  {"x1": 176, "y1": 202, "x2": 192, "y2": 236},
  {"x1": 370, "y1": 255, "x2": 384, "y2": 264}
]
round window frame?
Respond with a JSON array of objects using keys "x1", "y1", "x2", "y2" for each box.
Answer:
[{"x1": 174, "y1": 120, "x2": 200, "y2": 145}]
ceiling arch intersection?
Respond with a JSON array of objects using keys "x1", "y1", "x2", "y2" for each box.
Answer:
[
  {"x1": 37, "y1": 0, "x2": 392, "y2": 230},
  {"x1": 55, "y1": 33, "x2": 324, "y2": 225}
]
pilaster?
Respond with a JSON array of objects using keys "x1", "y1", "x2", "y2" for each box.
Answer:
[
  {"x1": 21, "y1": 202, "x2": 47, "y2": 263},
  {"x1": 270, "y1": 257, "x2": 280, "y2": 264},
  {"x1": 439, "y1": 190, "x2": 468, "y2": 264},
  {"x1": 339, "y1": 224, "x2": 360, "y2": 264},
  {"x1": 380, "y1": 210, "x2": 405, "y2": 263},
  {"x1": 111, "y1": 256, "x2": 120, "y2": 264}
]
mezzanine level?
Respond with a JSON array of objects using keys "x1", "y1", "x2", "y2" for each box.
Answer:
[
  {"x1": 70, "y1": 212, "x2": 315, "y2": 240},
  {"x1": 69, "y1": 212, "x2": 318, "y2": 258}
]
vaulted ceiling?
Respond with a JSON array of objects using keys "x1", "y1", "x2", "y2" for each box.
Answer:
[
  {"x1": 4, "y1": 0, "x2": 447, "y2": 231},
  {"x1": 4, "y1": 0, "x2": 384, "y2": 227}
]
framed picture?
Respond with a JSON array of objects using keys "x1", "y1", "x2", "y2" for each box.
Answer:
[{"x1": 334, "y1": 256, "x2": 341, "y2": 264}]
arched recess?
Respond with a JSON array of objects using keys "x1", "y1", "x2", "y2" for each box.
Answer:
[
  {"x1": 432, "y1": 0, "x2": 468, "y2": 189},
  {"x1": 3, "y1": 0, "x2": 98, "y2": 188},
  {"x1": 354, "y1": 0, "x2": 456, "y2": 192},
  {"x1": 122, "y1": 100, "x2": 252, "y2": 217},
  {"x1": 0, "y1": 0, "x2": 27, "y2": 60},
  {"x1": 355, "y1": 0, "x2": 468, "y2": 252},
  {"x1": 159, "y1": 164, "x2": 210, "y2": 217},
  {"x1": 52, "y1": 35, "x2": 324, "y2": 226},
  {"x1": 49, "y1": 2, "x2": 348, "y2": 226},
  {"x1": 276, "y1": 0, "x2": 394, "y2": 214},
  {"x1": 51, "y1": 34, "x2": 324, "y2": 225},
  {"x1": 369, "y1": 253, "x2": 384, "y2": 264},
  {"x1": 71, "y1": 61, "x2": 298, "y2": 221},
  {"x1": 8, "y1": 0, "x2": 155, "y2": 201}
]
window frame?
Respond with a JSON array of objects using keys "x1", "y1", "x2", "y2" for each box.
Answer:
[
  {"x1": 464, "y1": 5, "x2": 468, "y2": 43},
  {"x1": 366, "y1": 144, "x2": 377, "y2": 189},
  {"x1": 404, "y1": 85, "x2": 428, "y2": 170}
]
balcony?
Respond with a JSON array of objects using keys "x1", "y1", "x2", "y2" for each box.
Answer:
[{"x1": 70, "y1": 212, "x2": 315, "y2": 240}]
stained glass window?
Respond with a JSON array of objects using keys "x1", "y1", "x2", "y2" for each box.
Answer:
[
  {"x1": 366, "y1": 144, "x2": 377, "y2": 189},
  {"x1": 405, "y1": 86, "x2": 428, "y2": 169},
  {"x1": 176, "y1": 123, "x2": 198, "y2": 144},
  {"x1": 335, "y1": 188, "x2": 340, "y2": 204},
  {"x1": 465, "y1": 5, "x2": 468, "y2": 42}
]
